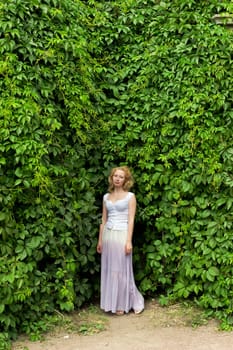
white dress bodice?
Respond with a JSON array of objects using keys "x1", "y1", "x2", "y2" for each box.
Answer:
[{"x1": 103, "y1": 192, "x2": 133, "y2": 230}]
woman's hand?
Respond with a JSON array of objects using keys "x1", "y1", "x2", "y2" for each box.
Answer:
[
  {"x1": 125, "y1": 241, "x2": 133, "y2": 255},
  {"x1": 97, "y1": 241, "x2": 102, "y2": 254}
]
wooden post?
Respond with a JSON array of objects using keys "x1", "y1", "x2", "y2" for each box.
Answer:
[{"x1": 212, "y1": 14, "x2": 233, "y2": 30}]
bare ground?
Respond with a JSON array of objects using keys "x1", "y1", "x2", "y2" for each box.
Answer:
[{"x1": 12, "y1": 299, "x2": 233, "y2": 350}]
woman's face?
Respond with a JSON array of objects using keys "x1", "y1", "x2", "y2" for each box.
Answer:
[{"x1": 112, "y1": 169, "x2": 126, "y2": 188}]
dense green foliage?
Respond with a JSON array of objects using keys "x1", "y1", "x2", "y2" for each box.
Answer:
[
  {"x1": 1, "y1": 0, "x2": 233, "y2": 346},
  {"x1": 0, "y1": 0, "x2": 105, "y2": 345},
  {"x1": 94, "y1": 0, "x2": 233, "y2": 329}
]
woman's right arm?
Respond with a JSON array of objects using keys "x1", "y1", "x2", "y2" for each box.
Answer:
[{"x1": 97, "y1": 200, "x2": 107, "y2": 254}]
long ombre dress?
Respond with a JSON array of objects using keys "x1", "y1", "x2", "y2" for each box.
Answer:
[{"x1": 100, "y1": 192, "x2": 144, "y2": 314}]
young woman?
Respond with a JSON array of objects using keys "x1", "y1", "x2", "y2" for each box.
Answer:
[{"x1": 97, "y1": 166, "x2": 144, "y2": 315}]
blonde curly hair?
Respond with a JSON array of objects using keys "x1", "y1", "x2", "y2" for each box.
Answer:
[{"x1": 108, "y1": 166, "x2": 134, "y2": 193}]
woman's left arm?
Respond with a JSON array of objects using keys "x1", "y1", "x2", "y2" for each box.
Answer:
[{"x1": 125, "y1": 194, "x2": 136, "y2": 255}]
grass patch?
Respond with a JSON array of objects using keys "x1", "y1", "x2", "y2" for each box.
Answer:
[
  {"x1": 61, "y1": 304, "x2": 108, "y2": 335},
  {"x1": 12, "y1": 304, "x2": 108, "y2": 349},
  {"x1": 148, "y1": 299, "x2": 211, "y2": 328}
]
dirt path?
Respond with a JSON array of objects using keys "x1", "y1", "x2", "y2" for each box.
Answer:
[{"x1": 13, "y1": 300, "x2": 233, "y2": 350}]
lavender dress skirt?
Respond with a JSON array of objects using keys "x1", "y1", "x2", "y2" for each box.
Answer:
[{"x1": 100, "y1": 226, "x2": 144, "y2": 313}]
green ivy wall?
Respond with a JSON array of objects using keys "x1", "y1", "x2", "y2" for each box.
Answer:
[
  {"x1": 93, "y1": 0, "x2": 233, "y2": 329},
  {"x1": 0, "y1": 0, "x2": 233, "y2": 346}
]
